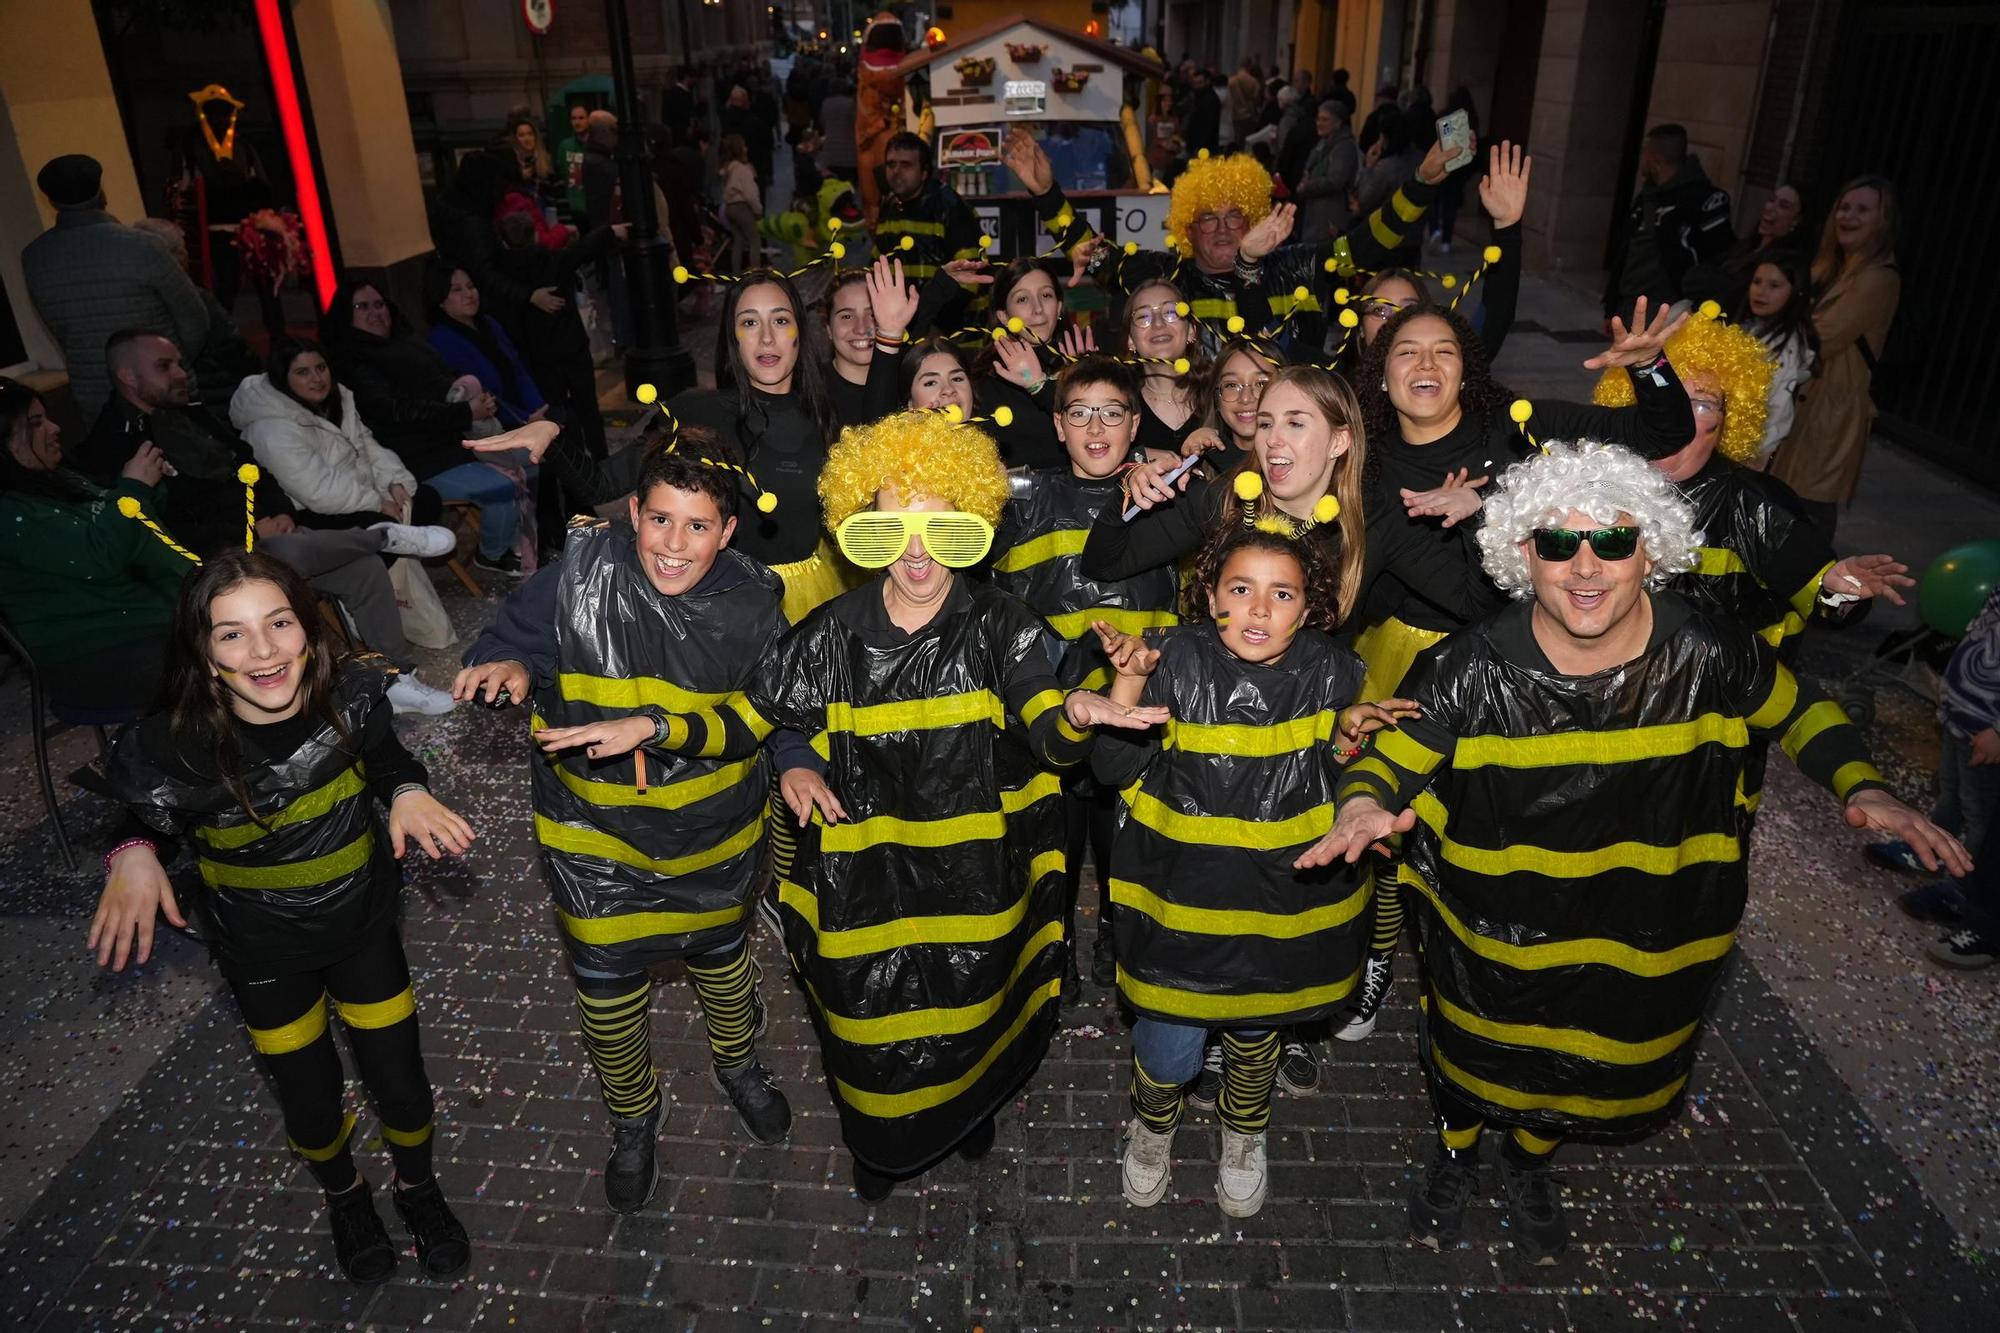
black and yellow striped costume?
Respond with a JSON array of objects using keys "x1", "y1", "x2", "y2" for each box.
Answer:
[
  {"x1": 648, "y1": 576, "x2": 1090, "y2": 1175},
  {"x1": 107, "y1": 662, "x2": 438, "y2": 1190},
  {"x1": 1338, "y1": 595, "x2": 1885, "y2": 1142},
  {"x1": 874, "y1": 177, "x2": 986, "y2": 307},
  {"x1": 1673, "y1": 455, "x2": 1839, "y2": 659}
]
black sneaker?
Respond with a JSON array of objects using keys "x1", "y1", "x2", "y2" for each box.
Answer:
[
  {"x1": 1276, "y1": 1035, "x2": 1322, "y2": 1095},
  {"x1": 755, "y1": 890, "x2": 785, "y2": 945},
  {"x1": 957, "y1": 1116, "x2": 997, "y2": 1161},
  {"x1": 1090, "y1": 932, "x2": 1117, "y2": 987},
  {"x1": 853, "y1": 1158, "x2": 896, "y2": 1202},
  {"x1": 474, "y1": 549, "x2": 524, "y2": 577},
  {"x1": 1898, "y1": 880, "x2": 1968, "y2": 925},
  {"x1": 1499, "y1": 1151, "x2": 1568, "y2": 1263},
  {"x1": 1336, "y1": 952, "x2": 1395, "y2": 1043},
  {"x1": 325, "y1": 1178, "x2": 397, "y2": 1286},
  {"x1": 603, "y1": 1102, "x2": 663, "y2": 1213},
  {"x1": 1184, "y1": 1039, "x2": 1224, "y2": 1111},
  {"x1": 1408, "y1": 1142, "x2": 1480, "y2": 1250},
  {"x1": 1928, "y1": 927, "x2": 2000, "y2": 969},
  {"x1": 391, "y1": 1177, "x2": 471, "y2": 1279},
  {"x1": 714, "y1": 1059, "x2": 792, "y2": 1144}
]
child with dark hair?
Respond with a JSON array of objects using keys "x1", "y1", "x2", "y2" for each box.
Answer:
[
  {"x1": 95, "y1": 549, "x2": 475, "y2": 1286},
  {"x1": 455, "y1": 426, "x2": 800, "y2": 1214},
  {"x1": 1735, "y1": 247, "x2": 1820, "y2": 466}
]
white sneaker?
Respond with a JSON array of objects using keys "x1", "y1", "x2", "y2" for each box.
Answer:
[
  {"x1": 1121, "y1": 1121, "x2": 1174, "y2": 1207},
  {"x1": 1336, "y1": 952, "x2": 1395, "y2": 1043},
  {"x1": 387, "y1": 674, "x2": 458, "y2": 716},
  {"x1": 371, "y1": 522, "x2": 458, "y2": 559},
  {"x1": 1217, "y1": 1128, "x2": 1268, "y2": 1217}
]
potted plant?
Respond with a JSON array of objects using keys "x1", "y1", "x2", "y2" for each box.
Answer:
[
  {"x1": 1005, "y1": 42, "x2": 1046, "y2": 64},
  {"x1": 954, "y1": 55, "x2": 996, "y2": 85},
  {"x1": 1050, "y1": 67, "x2": 1090, "y2": 94}
]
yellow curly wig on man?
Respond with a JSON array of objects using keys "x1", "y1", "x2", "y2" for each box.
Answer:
[
  {"x1": 1592, "y1": 312, "x2": 1774, "y2": 464},
  {"x1": 1164, "y1": 153, "x2": 1274, "y2": 252},
  {"x1": 818, "y1": 410, "x2": 1011, "y2": 528}
]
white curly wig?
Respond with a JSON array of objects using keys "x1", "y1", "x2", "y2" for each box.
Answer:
[{"x1": 1476, "y1": 441, "x2": 1702, "y2": 598}]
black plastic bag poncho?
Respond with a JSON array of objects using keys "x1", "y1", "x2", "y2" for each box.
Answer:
[
  {"x1": 1093, "y1": 625, "x2": 1371, "y2": 1026},
  {"x1": 1339, "y1": 596, "x2": 1885, "y2": 1139},
  {"x1": 1672, "y1": 455, "x2": 1839, "y2": 659},
  {"x1": 529, "y1": 523, "x2": 787, "y2": 973}
]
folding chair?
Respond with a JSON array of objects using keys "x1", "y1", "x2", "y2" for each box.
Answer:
[{"x1": 0, "y1": 616, "x2": 139, "y2": 873}]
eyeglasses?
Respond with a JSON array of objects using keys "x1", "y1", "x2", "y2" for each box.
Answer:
[
  {"x1": 1129, "y1": 304, "x2": 1182, "y2": 330},
  {"x1": 1530, "y1": 526, "x2": 1641, "y2": 562},
  {"x1": 1217, "y1": 377, "x2": 1271, "y2": 402},
  {"x1": 352, "y1": 298, "x2": 388, "y2": 312},
  {"x1": 835, "y1": 510, "x2": 995, "y2": 569},
  {"x1": 1192, "y1": 210, "x2": 1247, "y2": 233},
  {"x1": 1689, "y1": 397, "x2": 1724, "y2": 417},
  {"x1": 1062, "y1": 403, "x2": 1130, "y2": 428}
]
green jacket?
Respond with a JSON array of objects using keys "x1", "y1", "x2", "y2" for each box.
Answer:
[
  {"x1": 556, "y1": 135, "x2": 589, "y2": 221},
  {"x1": 0, "y1": 475, "x2": 191, "y2": 661}
]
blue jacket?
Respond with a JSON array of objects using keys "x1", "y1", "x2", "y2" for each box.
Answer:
[{"x1": 427, "y1": 316, "x2": 546, "y2": 425}]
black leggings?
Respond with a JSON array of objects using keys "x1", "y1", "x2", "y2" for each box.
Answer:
[
  {"x1": 226, "y1": 928, "x2": 436, "y2": 1193},
  {"x1": 1063, "y1": 782, "x2": 1118, "y2": 956}
]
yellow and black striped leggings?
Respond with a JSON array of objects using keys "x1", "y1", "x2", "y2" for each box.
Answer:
[
  {"x1": 1130, "y1": 1019, "x2": 1281, "y2": 1136},
  {"x1": 226, "y1": 928, "x2": 436, "y2": 1194},
  {"x1": 571, "y1": 936, "x2": 760, "y2": 1121}
]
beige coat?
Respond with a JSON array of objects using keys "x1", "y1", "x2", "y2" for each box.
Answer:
[{"x1": 1770, "y1": 263, "x2": 1901, "y2": 504}]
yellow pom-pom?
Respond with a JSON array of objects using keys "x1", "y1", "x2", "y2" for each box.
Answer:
[
  {"x1": 1313, "y1": 494, "x2": 1340, "y2": 523},
  {"x1": 756, "y1": 492, "x2": 778, "y2": 514},
  {"x1": 1233, "y1": 471, "x2": 1264, "y2": 501},
  {"x1": 116, "y1": 496, "x2": 141, "y2": 517},
  {"x1": 237, "y1": 463, "x2": 260, "y2": 485},
  {"x1": 944, "y1": 404, "x2": 964, "y2": 423},
  {"x1": 1323, "y1": 257, "x2": 1339, "y2": 273},
  {"x1": 1699, "y1": 300, "x2": 1722, "y2": 320},
  {"x1": 1334, "y1": 287, "x2": 1350, "y2": 304},
  {"x1": 1482, "y1": 245, "x2": 1501, "y2": 264},
  {"x1": 1006, "y1": 316, "x2": 1025, "y2": 334},
  {"x1": 1172, "y1": 357, "x2": 1190, "y2": 375},
  {"x1": 828, "y1": 217, "x2": 843, "y2": 233},
  {"x1": 899, "y1": 235, "x2": 915, "y2": 252},
  {"x1": 672, "y1": 265, "x2": 691, "y2": 284},
  {"x1": 1164, "y1": 234, "x2": 1180, "y2": 252},
  {"x1": 1338, "y1": 308, "x2": 1359, "y2": 329},
  {"x1": 1509, "y1": 399, "x2": 1534, "y2": 424},
  {"x1": 1173, "y1": 301, "x2": 1189, "y2": 318},
  {"x1": 1122, "y1": 241, "x2": 1138, "y2": 256},
  {"x1": 979, "y1": 234, "x2": 994, "y2": 250},
  {"x1": 1226, "y1": 315, "x2": 1245, "y2": 334},
  {"x1": 1292, "y1": 286, "x2": 1309, "y2": 303},
  {"x1": 993, "y1": 405, "x2": 1014, "y2": 427},
  {"x1": 1197, "y1": 148, "x2": 1210, "y2": 160},
  {"x1": 830, "y1": 242, "x2": 847, "y2": 259},
  {"x1": 636, "y1": 383, "x2": 658, "y2": 405},
  {"x1": 1440, "y1": 274, "x2": 1458, "y2": 289}
]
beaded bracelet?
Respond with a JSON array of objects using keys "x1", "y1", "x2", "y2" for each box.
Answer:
[
  {"x1": 104, "y1": 838, "x2": 157, "y2": 871},
  {"x1": 873, "y1": 330, "x2": 908, "y2": 351}
]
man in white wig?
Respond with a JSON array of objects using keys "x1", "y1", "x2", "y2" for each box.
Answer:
[{"x1": 1299, "y1": 442, "x2": 1967, "y2": 1263}]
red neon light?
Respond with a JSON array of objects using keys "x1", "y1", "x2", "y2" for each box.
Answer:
[{"x1": 253, "y1": 0, "x2": 336, "y2": 311}]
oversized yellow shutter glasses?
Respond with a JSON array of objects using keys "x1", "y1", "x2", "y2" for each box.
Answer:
[{"x1": 835, "y1": 511, "x2": 995, "y2": 569}]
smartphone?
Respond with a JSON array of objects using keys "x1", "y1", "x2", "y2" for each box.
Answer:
[
  {"x1": 1436, "y1": 109, "x2": 1474, "y2": 173},
  {"x1": 1123, "y1": 453, "x2": 1202, "y2": 521}
]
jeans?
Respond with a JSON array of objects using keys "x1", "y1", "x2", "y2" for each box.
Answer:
[
  {"x1": 1933, "y1": 730, "x2": 2000, "y2": 851},
  {"x1": 426, "y1": 457, "x2": 537, "y2": 559},
  {"x1": 1131, "y1": 1016, "x2": 1270, "y2": 1083}
]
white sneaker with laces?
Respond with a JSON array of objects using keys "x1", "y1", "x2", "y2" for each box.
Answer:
[
  {"x1": 1121, "y1": 1121, "x2": 1174, "y2": 1207},
  {"x1": 387, "y1": 674, "x2": 458, "y2": 716},
  {"x1": 1336, "y1": 952, "x2": 1395, "y2": 1042},
  {"x1": 1217, "y1": 1128, "x2": 1268, "y2": 1217},
  {"x1": 370, "y1": 522, "x2": 458, "y2": 559}
]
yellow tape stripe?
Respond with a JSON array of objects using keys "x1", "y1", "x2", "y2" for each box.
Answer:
[
  {"x1": 1045, "y1": 607, "x2": 1179, "y2": 641},
  {"x1": 1412, "y1": 791, "x2": 1738, "y2": 877},
  {"x1": 1452, "y1": 714, "x2": 1747, "y2": 770},
  {"x1": 1019, "y1": 688, "x2": 1063, "y2": 729},
  {"x1": 1341, "y1": 756, "x2": 1399, "y2": 802},
  {"x1": 876, "y1": 218, "x2": 947, "y2": 237},
  {"x1": 558, "y1": 672, "x2": 732, "y2": 714},
  {"x1": 247, "y1": 995, "x2": 329, "y2": 1055},
  {"x1": 1115, "y1": 962, "x2": 1361, "y2": 1021},
  {"x1": 1781, "y1": 699, "x2": 1850, "y2": 760},
  {"x1": 1832, "y1": 761, "x2": 1885, "y2": 802},
  {"x1": 535, "y1": 811, "x2": 762, "y2": 877},
  {"x1": 1430, "y1": 987, "x2": 1701, "y2": 1066},
  {"x1": 780, "y1": 849, "x2": 1063, "y2": 959},
  {"x1": 197, "y1": 766, "x2": 366, "y2": 850},
  {"x1": 1372, "y1": 726, "x2": 1444, "y2": 774},
  {"x1": 824, "y1": 690, "x2": 1005, "y2": 739},
  {"x1": 1747, "y1": 666, "x2": 1799, "y2": 732},
  {"x1": 1390, "y1": 188, "x2": 1424, "y2": 223},
  {"x1": 1404, "y1": 869, "x2": 1737, "y2": 976},
  {"x1": 334, "y1": 988, "x2": 415, "y2": 1031},
  {"x1": 1792, "y1": 559, "x2": 1837, "y2": 622},
  {"x1": 290, "y1": 1111, "x2": 358, "y2": 1162},
  {"x1": 381, "y1": 1120, "x2": 434, "y2": 1147},
  {"x1": 812, "y1": 921, "x2": 1066, "y2": 1044},
  {"x1": 558, "y1": 902, "x2": 747, "y2": 945},
  {"x1": 1432, "y1": 1045, "x2": 1689, "y2": 1121},
  {"x1": 1126, "y1": 785, "x2": 1332, "y2": 851},
  {"x1": 1693, "y1": 547, "x2": 1750, "y2": 576},
  {"x1": 992, "y1": 529, "x2": 1087, "y2": 573},
  {"x1": 1369, "y1": 211, "x2": 1403, "y2": 251},
  {"x1": 547, "y1": 747, "x2": 759, "y2": 811},
  {"x1": 1163, "y1": 711, "x2": 1336, "y2": 758},
  {"x1": 200, "y1": 831, "x2": 373, "y2": 891},
  {"x1": 1110, "y1": 876, "x2": 1370, "y2": 939},
  {"x1": 830, "y1": 978, "x2": 1061, "y2": 1117}
]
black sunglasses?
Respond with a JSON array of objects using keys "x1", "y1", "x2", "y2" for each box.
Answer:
[{"x1": 1530, "y1": 526, "x2": 1641, "y2": 561}]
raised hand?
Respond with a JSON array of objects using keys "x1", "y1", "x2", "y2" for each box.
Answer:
[
  {"x1": 1844, "y1": 789, "x2": 1972, "y2": 878},
  {"x1": 866, "y1": 254, "x2": 921, "y2": 341},
  {"x1": 780, "y1": 766, "x2": 848, "y2": 828},
  {"x1": 1180, "y1": 426, "x2": 1224, "y2": 458},
  {"x1": 1057, "y1": 325, "x2": 1098, "y2": 362},
  {"x1": 993, "y1": 334, "x2": 1044, "y2": 388},
  {"x1": 1063, "y1": 689, "x2": 1171, "y2": 731},
  {"x1": 453, "y1": 659, "x2": 530, "y2": 706},
  {"x1": 1477, "y1": 141, "x2": 1531, "y2": 230},
  {"x1": 1002, "y1": 125, "x2": 1054, "y2": 196},
  {"x1": 388, "y1": 789, "x2": 476, "y2": 861},
  {"x1": 1400, "y1": 466, "x2": 1489, "y2": 528},
  {"x1": 465, "y1": 419, "x2": 560, "y2": 462},
  {"x1": 1240, "y1": 202, "x2": 1297, "y2": 263},
  {"x1": 120, "y1": 441, "x2": 169, "y2": 487},
  {"x1": 1337, "y1": 698, "x2": 1422, "y2": 746},
  {"x1": 1091, "y1": 620, "x2": 1162, "y2": 678},
  {"x1": 88, "y1": 843, "x2": 183, "y2": 971},
  {"x1": 1416, "y1": 127, "x2": 1476, "y2": 185},
  {"x1": 944, "y1": 257, "x2": 995, "y2": 289},
  {"x1": 1584, "y1": 296, "x2": 1690, "y2": 371},
  {"x1": 1825, "y1": 554, "x2": 1915, "y2": 606},
  {"x1": 1067, "y1": 237, "x2": 1108, "y2": 289},
  {"x1": 1293, "y1": 797, "x2": 1418, "y2": 869},
  {"x1": 1121, "y1": 453, "x2": 1195, "y2": 512}
]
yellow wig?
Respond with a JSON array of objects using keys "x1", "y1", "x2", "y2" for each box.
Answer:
[
  {"x1": 1164, "y1": 153, "x2": 1273, "y2": 253},
  {"x1": 1592, "y1": 311, "x2": 1774, "y2": 464},
  {"x1": 818, "y1": 410, "x2": 1011, "y2": 528}
]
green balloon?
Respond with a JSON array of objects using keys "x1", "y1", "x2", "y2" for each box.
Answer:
[{"x1": 1918, "y1": 540, "x2": 2000, "y2": 636}]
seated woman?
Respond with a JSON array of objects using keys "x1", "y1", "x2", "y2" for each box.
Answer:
[
  {"x1": 230, "y1": 338, "x2": 452, "y2": 549},
  {"x1": 321, "y1": 275, "x2": 538, "y2": 577},
  {"x1": 425, "y1": 264, "x2": 550, "y2": 429}
]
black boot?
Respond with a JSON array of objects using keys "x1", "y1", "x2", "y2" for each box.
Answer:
[
  {"x1": 957, "y1": 1116, "x2": 997, "y2": 1161},
  {"x1": 1408, "y1": 1140, "x2": 1480, "y2": 1250},
  {"x1": 1090, "y1": 930, "x2": 1117, "y2": 987},
  {"x1": 1499, "y1": 1145, "x2": 1568, "y2": 1263},
  {"x1": 391, "y1": 1176, "x2": 471, "y2": 1279},
  {"x1": 325, "y1": 1178, "x2": 397, "y2": 1286},
  {"x1": 713, "y1": 1059, "x2": 792, "y2": 1145},
  {"x1": 852, "y1": 1157, "x2": 897, "y2": 1203},
  {"x1": 603, "y1": 1101, "x2": 663, "y2": 1214}
]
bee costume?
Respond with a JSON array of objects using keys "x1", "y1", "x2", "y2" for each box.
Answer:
[{"x1": 645, "y1": 411, "x2": 1093, "y2": 1181}]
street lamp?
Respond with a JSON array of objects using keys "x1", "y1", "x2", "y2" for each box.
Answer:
[{"x1": 604, "y1": 0, "x2": 695, "y2": 400}]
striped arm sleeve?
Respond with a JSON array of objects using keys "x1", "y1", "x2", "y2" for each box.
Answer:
[
  {"x1": 1744, "y1": 661, "x2": 1886, "y2": 802},
  {"x1": 1348, "y1": 176, "x2": 1438, "y2": 270},
  {"x1": 652, "y1": 694, "x2": 776, "y2": 762},
  {"x1": 1337, "y1": 718, "x2": 1452, "y2": 811}
]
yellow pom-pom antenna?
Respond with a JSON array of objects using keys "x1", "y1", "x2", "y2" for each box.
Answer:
[
  {"x1": 899, "y1": 235, "x2": 915, "y2": 252},
  {"x1": 1197, "y1": 148, "x2": 1210, "y2": 160},
  {"x1": 1292, "y1": 286, "x2": 1310, "y2": 303},
  {"x1": 116, "y1": 496, "x2": 141, "y2": 518},
  {"x1": 672, "y1": 265, "x2": 691, "y2": 284},
  {"x1": 1312, "y1": 494, "x2": 1340, "y2": 524},
  {"x1": 1171, "y1": 357, "x2": 1190, "y2": 375},
  {"x1": 1440, "y1": 274, "x2": 1458, "y2": 289},
  {"x1": 1173, "y1": 301, "x2": 1189, "y2": 318},
  {"x1": 1698, "y1": 300, "x2": 1722, "y2": 320},
  {"x1": 236, "y1": 463, "x2": 259, "y2": 485},
  {"x1": 1338, "y1": 308, "x2": 1359, "y2": 329},
  {"x1": 118, "y1": 494, "x2": 200, "y2": 563},
  {"x1": 1233, "y1": 471, "x2": 1264, "y2": 501},
  {"x1": 238, "y1": 464, "x2": 260, "y2": 550},
  {"x1": 1334, "y1": 287, "x2": 1351, "y2": 304},
  {"x1": 1226, "y1": 315, "x2": 1245, "y2": 334},
  {"x1": 993, "y1": 405, "x2": 1014, "y2": 427},
  {"x1": 828, "y1": 217, "x2": 843, "y2": 233},
  {"x1": 979, "y1": 233, "x2": 994, "y2": 250},
  {"x1": 831, "y1": 242, "x2": 847, "y2": 259},
  {"x1": 1323, "y1": 257, "x2": 1339, "y2": 273},
  {"x1": 757, "y1": 492, "x2": 778, "y2": 513},
  {"x1": 636, "y1": 383, "x2": 658, "y2": 405},
  {"x1": 1483, "y1": 245, "x2": 1502, "y2": 264},
  {"x1": 944, "y1": 404, "x2": 965, "y2": 423},
  {"x1": 1006, "y1": 316, "x2": 1025, "y2": 334},
  {"x1": 1123, "y1": 241, "x2": 1138, "y2": 256},
  {"x1": 1509, "y1": 399, "x2": 1534, "y2": 425}
]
